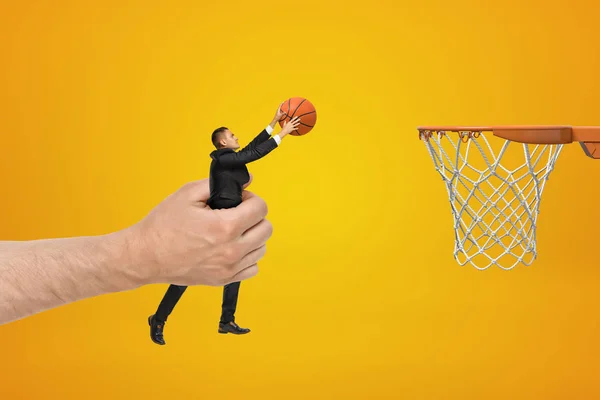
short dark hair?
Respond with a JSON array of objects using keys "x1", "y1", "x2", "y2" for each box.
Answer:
[{"x1": 211, "y1": 127, "x2": 228, "y2": 149}]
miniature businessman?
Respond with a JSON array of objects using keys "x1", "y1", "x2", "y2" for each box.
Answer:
[{"x1": 147, "y1": 105, "x2": 301, "y2": 345}]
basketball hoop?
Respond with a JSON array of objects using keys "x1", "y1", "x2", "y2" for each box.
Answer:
[{"x1": 417, "y1": 126, "x2": 600, "y2": 270}]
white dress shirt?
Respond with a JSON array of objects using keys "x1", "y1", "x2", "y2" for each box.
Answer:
[{"x1": 265, "y1": 125, "x2": 281, "y2": 145}]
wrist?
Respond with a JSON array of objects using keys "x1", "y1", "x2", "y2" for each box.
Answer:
[{"x1": 107, "y1": 226, "x2": 155, "y2": 288}]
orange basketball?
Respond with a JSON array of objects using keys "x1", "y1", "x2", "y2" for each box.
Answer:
[{"x1": 278, "y1": 97, "x2": 317, "y2": 136}]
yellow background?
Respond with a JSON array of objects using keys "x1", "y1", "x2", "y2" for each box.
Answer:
[{"x1": 1, "y1": 0, "x2": 600, "y2": 399}]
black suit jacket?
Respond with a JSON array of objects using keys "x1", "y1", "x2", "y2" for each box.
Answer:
[{"x1": 207, "y1": 128, "x2": 278, "y2": 206}]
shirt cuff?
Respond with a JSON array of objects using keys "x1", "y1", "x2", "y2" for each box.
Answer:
[
  {"x1": 272, "y1": 134, "x2": 281, "y2": 146},
  {"x1": 265, "y1": 125, "x2": 274, "y2": 134}
]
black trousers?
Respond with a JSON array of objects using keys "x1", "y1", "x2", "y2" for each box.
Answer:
[{"x1": 153, "y1": 197, "x2": 242, "y2": 325}]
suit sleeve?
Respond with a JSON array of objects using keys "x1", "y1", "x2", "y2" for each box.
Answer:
[
  {"x1": 218, "y1": 137, "x2": 279, "y2": 167},
  {"x1": 240, "y1": 125, "x2": 275, "y2": 152}
]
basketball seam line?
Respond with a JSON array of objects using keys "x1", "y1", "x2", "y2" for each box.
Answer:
[
  {"x1": 296, "y1": 110, "x2": 316, "y2": 118},
  {"x1": 290, "y1": 98, "x2": 307, "y2": 119}
]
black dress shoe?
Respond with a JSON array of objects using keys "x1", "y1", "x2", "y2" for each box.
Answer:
[
  {"x1": 218, "y1": 321, "x2": 251, "y2": 335},
  {"x1": 148, "y1": 314, "x2": 166, "y2": 345}
]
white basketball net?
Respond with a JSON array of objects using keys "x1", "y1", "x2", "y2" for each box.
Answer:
[{"x1": 419, "y1": 130, "x2": 563, "y2": 270}]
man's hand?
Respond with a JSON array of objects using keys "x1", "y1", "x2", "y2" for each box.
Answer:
[
  {"x1": 270, "y1": 102, "x2": 287, "y2": 129},
  {"x1": 278, "y1": 116, "x2": 302, "y2": 139},
  {"x1": 124, "y1": 177, "x2": 272, "y2": 286},
  {"x1": 274, "y1": 102, "x2": 286, "y2": 121}
]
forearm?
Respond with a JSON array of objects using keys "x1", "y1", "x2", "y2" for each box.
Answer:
[
  {"x1": 0, "y1": 230, "x2": 140, "y2": 325},
  {"x1": 269, "y1": 118, "x2": 278, "y2": 130}
]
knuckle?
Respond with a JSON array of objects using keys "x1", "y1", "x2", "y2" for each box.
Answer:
[
  {"x1": 218, "y1": 221, "x2": 237, "y2": 240},
  {"x1": 246, "y1": 265, "x2": 259, "y2": 279},
  {"x1": 259, "y1": 244, "x2": 267, "y2": 257},
  {"x1": 256, "y1": 198, "x2": 268, "y2": 216},
  {"x1": 221, "y1": 245, "x2": 241, "y2": 264},
  {"x1": 264, "y1": 220, "x2": 274, "y2": 237}
]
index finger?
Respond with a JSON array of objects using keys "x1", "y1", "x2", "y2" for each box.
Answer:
[
  {"x1": 178, "y1": 178, "x2": 210, "y2": 202},
  {"x1": 220, "y1": 191, "x2": 268, "y2": 234}
]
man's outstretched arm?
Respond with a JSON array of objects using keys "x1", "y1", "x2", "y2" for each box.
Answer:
[
  {"x1": 219, "y1": 116, "x2": 301, "y2": 168},
  {"x1": 0, "y1": 178, "x2": 272, "y2": 325},
  {"x1": 239, "y1": 125, "x2": 275, "y2": 153},
  {"x1": 241, "y1": 104, "x2": 287, "y2": 152},
  {"x1": 221, "y1": 135, "x2": 280, "y2": 167}
]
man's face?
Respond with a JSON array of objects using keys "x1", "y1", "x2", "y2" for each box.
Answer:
[{"x1": 220, "y1": 130, "x2": 240, "y2": 150}]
